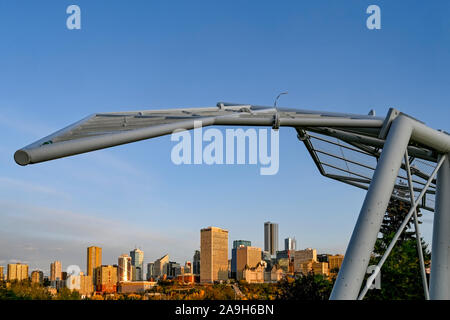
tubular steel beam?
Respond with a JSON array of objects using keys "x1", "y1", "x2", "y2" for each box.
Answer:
[
  {"x1": 330, "y1": 115, "x2": 413, "y2": 300},
  {"x1": 14, "y1": 118, "x2": 217, "y2": 166},
  {"x1": 430, "y1": 153, "x2": 450, "y2": 299},
  {"x1": 404, "y1": 150, "x2": 430, "y2": 300},
  {"x1": 357, "y1": 154, "x2": 445, "y2": 300}
]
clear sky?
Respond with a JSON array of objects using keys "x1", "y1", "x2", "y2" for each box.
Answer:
[{"x1": 0, "y1": 0, "x2": 449, "y2": 276}]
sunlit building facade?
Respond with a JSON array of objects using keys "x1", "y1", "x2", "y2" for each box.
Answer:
[
  {"x1": 87, "y1": 246, "x2": 102, "y2": 283},
  {"x1": 200, "y1": 226, "x2": 228, "y2": 283},
  {"x1": 7, "y1": 263, "x2": 29, "y2": 281},
  {"x1": 118, "y1": 254, "x2": 132, "y2": 282}
]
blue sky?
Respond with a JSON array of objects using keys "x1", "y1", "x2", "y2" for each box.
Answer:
[{"x1": 0, "y1": 0, "x2": 449, "y2": 276}]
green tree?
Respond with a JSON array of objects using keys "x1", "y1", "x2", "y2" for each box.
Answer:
[
  {"x1": 365, "y1": 198, "x2": 431, "y2": 300},
  {"x1": 0, "y1": 281, "x2": 52, "y2": 300},
  {"x1": 277, "y1": 273, "x2": 333, "y2": 300},
  {"x1": 54, "y1": 287, "x2": 81, "y2": 300}
]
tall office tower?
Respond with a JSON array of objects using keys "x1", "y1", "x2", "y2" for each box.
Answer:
[
  {"x1": 0, "y1": 266, "x2": 3, "y2": 281},
  {"x1": 264, "y1": 221, "x2": 279, "y2": 256},
  {"x1": 31, "y1": 270, "x2": 44, "y2": 284},
  {"x1": 130, "y1": 248, "x2": 144, "y2": 281},
  {"x1": 118, "y1": 254, "x2": 132, "y2": 282},
  {"x1": 154, "y1": 254, "x2": 169, "y2": 278},
  {"x1": 231, "y1": 240, "x2": 252, "y2": 279},
  {"x1": 147, "y1": 262, "x2": 155, "y2": 280},
  {"x1": 284, "y1": 237, "x2": 297, "y2": 251},
  {"x1": 236, "y1": 246, "x2": 262, "y2": 281},
  {"x1": 50, "y1": 261, "x2": 62, "y2": 281},
  {"x1": 200, "y1": 226, "x2": 229, "y2": 283},
  {"x1": 193, "y1": 250, "x2": 200, "y2": 275},
  {"x1": 7, "y1": 263, "x2": 29, "y2": 281},
  {"x1": 87, "y1": 246, "x2": 102, "y2": 281}
]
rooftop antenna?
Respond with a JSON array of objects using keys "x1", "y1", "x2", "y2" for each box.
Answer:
[{"x1": 274, "y1": 91, "x2": 288, "y2": 108}]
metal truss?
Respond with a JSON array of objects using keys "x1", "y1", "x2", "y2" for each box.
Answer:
[
  {"x1": 14, "y1": 102, "x2": 450, "y2": 300},
  {"x1": 357, "y1": 153, "x2": 446, "y2": 300}
]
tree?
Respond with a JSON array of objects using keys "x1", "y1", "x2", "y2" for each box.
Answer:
[
  {"x1": 277, "y1": 273, "x2": 333, "y2": 300},
  {"x1": 54, "y1": 287, "x2": 81, "y2": 300},
  {"x1": 365, "y1": 197, "x2": 431, "y2": 300}
]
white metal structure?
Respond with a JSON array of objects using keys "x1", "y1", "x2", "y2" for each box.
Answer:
[{"x1": 14, "y1": 102, "x2": 450, "y2": 300}]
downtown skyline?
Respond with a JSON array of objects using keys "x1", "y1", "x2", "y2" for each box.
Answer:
[
  {"x1": 1, "y1": 1, "x2": 447, "y2": 278},
  {"x1": 1, "y1": 222, "x2": 304, "y2": 277}
]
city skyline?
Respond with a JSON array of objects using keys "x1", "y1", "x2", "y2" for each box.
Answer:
[
  {"x1": 1, "y1": 1, "x2": 446, "y2": 279},
  {"x1": 0, "y1": 227, "x2": 346, "y2": 298},
  {"x1": 0, "y1": 241, "x2": 339, "y2": 280}
]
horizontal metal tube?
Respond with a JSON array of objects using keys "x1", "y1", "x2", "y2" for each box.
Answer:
[
  {"x1": 214, "y1": 117, "x2": 384, "y2": 128},
  {"x1": 14, "y1": 117, "x2": 216, "y2": 165}
]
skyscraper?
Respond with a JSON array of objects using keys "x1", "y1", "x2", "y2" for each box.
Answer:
[
  {"x1": 236, "y1": 246, "x2": 262, "y2": 281},
  {"x1": 50, "y1": 261, "x2": 62, "y2": 281},
  {"x1": 154, "y1": 254, "x2": 169, "y2": 279},
  {"x1": 231, "y1": 240, "x2": 252, "y2": 279},
  {"x1": 87, "y1": 246, "x2": 102, "y2": 282},
  {"x1": 284, "y1": 237, "x2": 297, "y2": 251},
  {"x1": 193, "y1": 250, "x2": 200, "y2": 275},
  {"x1": 130, "y1": 248, "x2": 144, "y2": 281},
  {"x1": 0, "y1": 266, "x2": 4, "y2": 281},
  {"x1": 264, "y1": 221, "x2": 279, "y2": 256},
  {"x1": 31, "y1": 270, "x2": 44, "y2": 284},
  {"x1": 200, "y1": 226, "x2": 228, "y2": 283},
  {"x1": 7, "y1": 263, "x2": 28, "y2": 281},
  {"x1": 118, "y1": 254, "x2": 132, "y2": 282},
  {"x1": 147, "y1": 262, "x2": 155, "y2": 280}
]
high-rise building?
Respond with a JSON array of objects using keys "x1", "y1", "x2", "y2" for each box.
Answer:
[
  {"x1": 168, "y1": 261, "x2": 182, "y2": 278},
  {"x1": 130, "y1": 248, "x2": 144, "y2": 281},
  {"x1": 31, "y1": 270, "x2": 44, "y2": 284},
  {"x1": 0, "y1": 266, "x2": 4, "y2": 281},
  {"x1": 147, "y1": 262, "x2": 155, "y2": 280},
  {"x1": 7, "y1": 263, "x2": 29, "y2": 281},
  {"x1": 200, "y1": 226, "x2": 229, "y2": 283},
  {"x1": 284, "y1": 237, "x2": 297, "y2": 251},
  {"x1": 154, "y1": 254, "x2": 169, "y2": 279},
  {"x1": 233, "y1": 240, "x2": 252, "y2": 249},
  {"x1": 87, "y1": 246, "x2": 102, "y2": 282},
  {"x1": 96, "y1": 265, "x2": 118, "y2": 293},
  {"x1": 293, "y1": 248, "x2": 317, "y2": 273},
  {"x1": 193, "y1": 250, "x2": 200, "y2": 275},
  {"x1": 118, "y1": 254, "x2": 132, "y2": 282},
  {"x1": 231, "y1": 240, "x2": 252, "y2": 279},
  {"x1": 50, "y1": 261, "x2": 62, "y2": 281},
  {"x1": 236, "y1": 246, "x2": 262, "y2": 281},
  {"x1": 264, "y1": 222, "x2": 279, "y2": 256},
  {"x1": 79, "y1": 273, "x2": 94, "y2": 297},
  {"x1": 328, "y1": 254, "x2": 345, "y2": 273}
]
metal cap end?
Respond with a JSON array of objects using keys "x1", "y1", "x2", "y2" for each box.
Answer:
[{"x1": 14, "y1": 150, "x2": 31, "y2": 166}]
